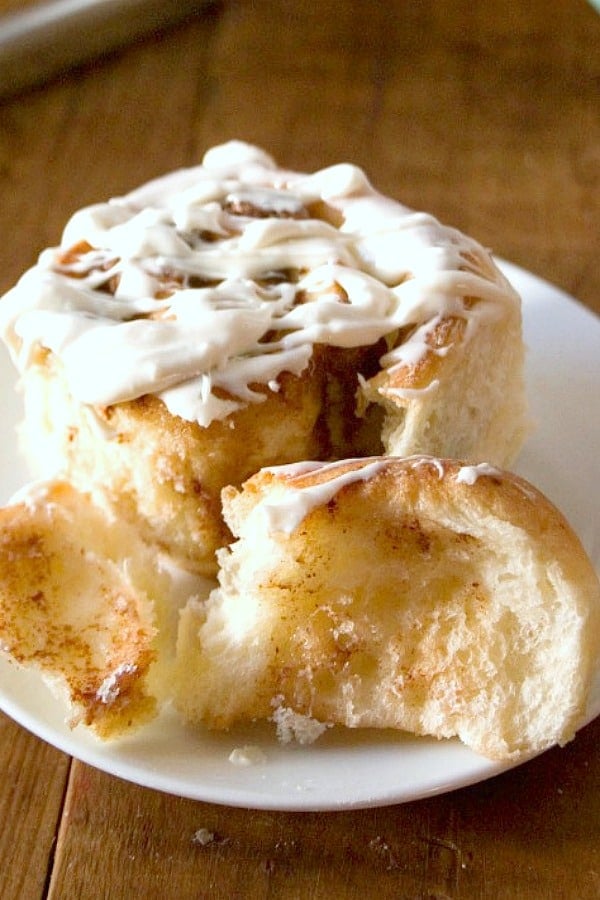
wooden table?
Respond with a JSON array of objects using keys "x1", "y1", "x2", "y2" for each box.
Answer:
[{"x1": 0, "y1": 1, "x2": 598, "y2": 896}]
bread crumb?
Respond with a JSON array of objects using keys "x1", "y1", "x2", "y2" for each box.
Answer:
[
  {"x1": 192, "y1": 828, "x2": 215, "y2": 846},
  {"x1": 228, "y1": 745, "x2": 267, "y2": 766},
  {"x1": 271, "y1": 700, "x2": 330, "y2": 745},
  {"x1": 95, "y1": 663, "x2": 137, "y2": 705}
]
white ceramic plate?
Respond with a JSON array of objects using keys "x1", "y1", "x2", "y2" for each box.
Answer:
[{"x1": 0, "y1": 260, "x2": 599, "y2": 811}]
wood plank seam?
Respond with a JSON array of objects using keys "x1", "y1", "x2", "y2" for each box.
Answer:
[{"x1": 41, "y1": 755, "x2": 74, "y2": 900}]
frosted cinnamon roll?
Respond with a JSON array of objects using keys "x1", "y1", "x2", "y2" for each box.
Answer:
[{"x1": 0, "y1": 142, "x2": 526, "y2": 574}]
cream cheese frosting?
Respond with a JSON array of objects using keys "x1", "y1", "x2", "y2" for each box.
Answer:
[{"x1": 0, "y1": 141, "x2": 518, "y2": 428}]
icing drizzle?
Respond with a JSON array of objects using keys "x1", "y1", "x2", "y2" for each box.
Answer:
[
  {"x1": 254, "y1": 457, "x2": 503, "y2": 536},
  {"x1": 0, "y1": 141, "x2": 517, "y2": 428}
]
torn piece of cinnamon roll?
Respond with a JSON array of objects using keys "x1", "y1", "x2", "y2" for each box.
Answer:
[{"x1": 175, "y1": 456, "x2": 600, "y2": 760}]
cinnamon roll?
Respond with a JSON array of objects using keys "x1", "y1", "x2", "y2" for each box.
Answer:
[{"x1": 0, "y1": 141, "x2": 527, "y2": 575}]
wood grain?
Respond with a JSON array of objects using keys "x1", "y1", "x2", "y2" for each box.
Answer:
[
  {"x1": 0, "y1": 0, "x2": 598, "y2": 897},
  {"x1": 46, "y1": 716, "x2": 600, "y2": 899},
  {"x1": 0, "y1": 0, "x2": 597, "y2": 305},
  {"x1": 0, "y1": 713, "x2": 70, "y2": 899},
  {"x1": 0, "y1": 0, "x2": 39, "y2": 12}
]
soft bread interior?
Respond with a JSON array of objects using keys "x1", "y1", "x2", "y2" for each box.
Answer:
[
  {"x1": 0, "y1": 481, "x2": 190, "y2": 737},
  {"x1": 175, "y1": 459, "x2": 600, "y2": 760},
  {"x1": 16, "y1": 357, "x2": 326, "y2": 577},
  {"x1": 360, "y1": 284, "x2": 528, "y2": 466}
]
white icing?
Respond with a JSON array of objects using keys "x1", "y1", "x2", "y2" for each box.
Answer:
[
  {"x1": 0, "y1": 141, "x2": 517, "y2": 428},
  {"x1": 264, "y1": 460, "x2": 325, "y2": 477},
  {"x1": 257, "y1": 458, "x2": 389, "y2": 535},
  {"x1": 256, "y1": 456, "x2": 505, "y2": 536},
  {"x1": 455, "y1": 462, "x2": 501, "y2": 485},
  {"x1": 407, "y1": 455, "x2": 446, "y2": 479}
]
